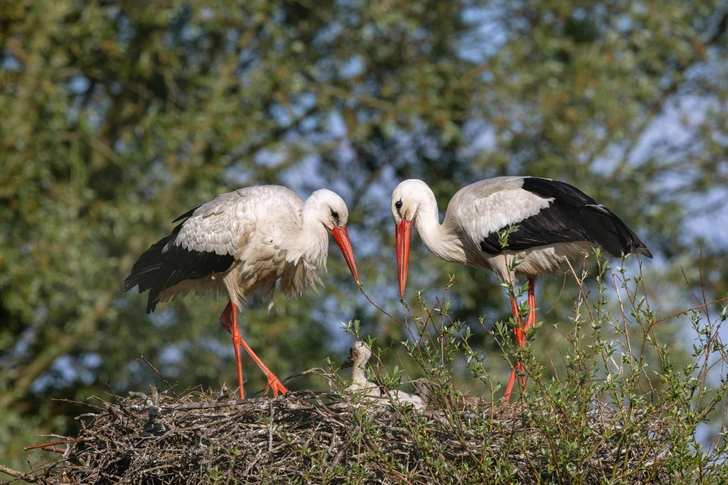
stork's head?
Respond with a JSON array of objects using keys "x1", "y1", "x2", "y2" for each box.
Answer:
[
  {"x1": 391, "y1": 179, "x2": 432, "y2": 298},
  {"x1": 391, "y1": 179, "x2": 432, "y2": 226},
  {"x1": 307, "y1": 189, "x2": 359, "y2": 283},
  {"x1": 340, "y1": 341, "x2": 372, "y2": 370},
  {"x1": 310, "y1": 189, "x2": 350, "y2": 231}
]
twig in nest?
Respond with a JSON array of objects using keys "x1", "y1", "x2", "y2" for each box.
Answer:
[{"x1": 24, "y1": 437, "x2": 85, "y2": 452}]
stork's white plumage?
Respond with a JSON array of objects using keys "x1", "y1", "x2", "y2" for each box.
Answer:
[
  {"x1": 124, "y1": 185, "x2": 360, "y2": 399},
  {"x1": 391, "y1": 177, "x2": 652, "y2": 403}
]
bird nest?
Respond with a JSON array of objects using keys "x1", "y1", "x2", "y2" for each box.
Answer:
[{"x1": 18, "y1": 385, "x2": 672, "y2": 484}]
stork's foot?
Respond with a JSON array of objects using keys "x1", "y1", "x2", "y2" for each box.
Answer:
[
  {"x1": 264, "y1": 374, "x2": 289, "y2": 397},
  {"x1": 219, "y1": 300, "x2": 289, "y2": 398}
]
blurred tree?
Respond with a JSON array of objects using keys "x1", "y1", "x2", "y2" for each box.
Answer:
[{"x1": 0, "y1": 0, "x2": 726, "y2": 472}]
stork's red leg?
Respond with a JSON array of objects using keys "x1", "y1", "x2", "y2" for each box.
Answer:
[
  {"x1": 219, "y1": 302, "x2": 289, "y2": 398},
  {"x1": 503, "y1": 279, "x2": 536, "y2": 404},
  {"x1": 503, "y1": 294, "x2": 525, "y2": 404},
  {"x1": 220, "y1": 301, "x2": 245, "y2": 399},
  {"x1": 503, "y1": 367, "x2": 519, "y2": 404},
  {"x1": 524, "y1": 278, "x2": 536, "y2": 333},
  {"x1": 518, "y1": 278, "x2": 537, "y2": 388}
]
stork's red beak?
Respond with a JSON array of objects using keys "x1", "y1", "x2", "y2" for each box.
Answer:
[
  {"x1": 395, "y1": 219, "x2": 412, "y2": 298},
  {"x1": 331, "y1": 225, "x2": 359, "y2": 283}
]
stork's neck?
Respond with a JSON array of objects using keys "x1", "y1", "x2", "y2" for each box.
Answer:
[
  {"x1": 414, "y1": 195, "x2": 467, "y2": 265},
  {"x1": 350, "y1": 357, "x2": 368, "y2": 386},
  {"x1": 295, "y1": 208, "x2": 329, "y2": 269}
]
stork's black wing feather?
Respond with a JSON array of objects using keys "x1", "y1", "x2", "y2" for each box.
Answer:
[
  {"x1": 145, "y1": 245, "x2": 234, "y2": 313},
  {"x1": 123, "y1": 223, "x2": 185, "y2": 294},
  {"x1": 172, "y1": 206, "x2": 199, "y2": 223},
  {"x1": 480, "y1": 178, "x2": 652, "y2": 258},
  {"x1": 123, "y1": 209, "x2": 235, "y2": 313}
]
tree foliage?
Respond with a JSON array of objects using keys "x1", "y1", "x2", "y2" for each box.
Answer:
[{"x1": 1, "y1": 0, "x2": 727, "y2": 473}]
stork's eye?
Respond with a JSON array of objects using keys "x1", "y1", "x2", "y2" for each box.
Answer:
[
  {"x1": 331, "y1": 209, "x2": 339, "y2": 220},
  {"x1": 395, "y1": 200, "x2": 403, "y2": 210}
]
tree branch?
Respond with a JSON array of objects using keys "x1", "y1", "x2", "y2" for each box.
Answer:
[{"x1": 0, "y1": 464, "x2": 35, "y2": 481}]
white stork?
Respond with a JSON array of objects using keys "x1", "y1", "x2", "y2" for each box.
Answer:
[
  {"x1": 390, "y1": 177, "x2": 652, "y2": 403},
  {"x1": 124, "y1": 185, "x2": 360, "y2": 399}
]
